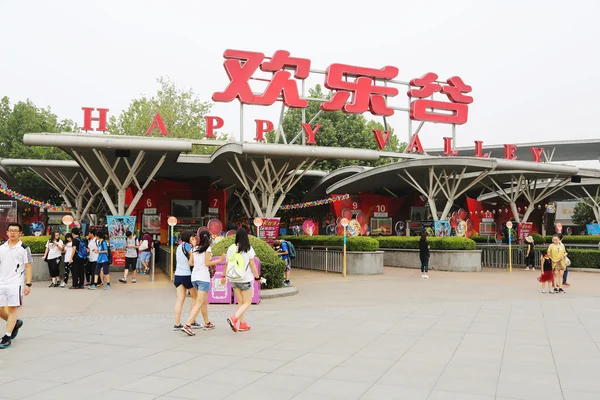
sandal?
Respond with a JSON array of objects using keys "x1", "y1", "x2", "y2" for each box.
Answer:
[{"x1": 204, "y1": 322, "x2": 215, "y2": 331}]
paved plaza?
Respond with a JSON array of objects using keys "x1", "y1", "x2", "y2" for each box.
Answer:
[{"x1": 2, "y1": 267, "x2": 600, "y2": 400}]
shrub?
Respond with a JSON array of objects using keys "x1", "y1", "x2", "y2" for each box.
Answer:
[
  {"x1": 281, "y1": 235, "x2": 379, "y2": 251},
  {"x1": 20, "y1": 236, "x2": 52, "y2": 254},
  {"x1": 567, "y1": 249, "x2": 600, "y2": 268},
  {"x1": 561, "y1": 235, "x2": 600, "y2": 244},
  {"x1": 212, "y1": 235, "x2": 285, "y2": 289},
  {"x1": 530, "y1": 233, "x2": 545, "y2": 243},
  {"x1": 375, "y1": 236, "x2": 476, "y2": 250}
]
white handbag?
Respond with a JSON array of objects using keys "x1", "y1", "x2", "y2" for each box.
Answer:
[
  {"x1": 139, "y1": 240, "x2": 149, "y2": 251},
  {"x1": 565, "y1": 257, "x2": 571, "y2": 267}
]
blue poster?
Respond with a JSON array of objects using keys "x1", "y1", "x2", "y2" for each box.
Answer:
[
  {"x1": 107, "y1": 216, "x2": 136, "y2": 267},
  {"x1": 587, "y1": 224, "x2": 600, "y2": 236},
  {"x1": 434, "y1": 220, "x2": 451, "y2": 237}
]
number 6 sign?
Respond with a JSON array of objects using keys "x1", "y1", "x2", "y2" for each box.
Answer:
[{"x1": 146, "y1": 199, "x2": 153, "y2": 207}]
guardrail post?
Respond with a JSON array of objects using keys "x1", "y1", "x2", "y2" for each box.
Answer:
[{"x1": 325, "y1": 247, "x2": 328, "y2": 274}]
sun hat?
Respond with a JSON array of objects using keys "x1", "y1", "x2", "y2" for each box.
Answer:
[{"x1": 525, "y1": 235, "x2": 534, "y2": 243}]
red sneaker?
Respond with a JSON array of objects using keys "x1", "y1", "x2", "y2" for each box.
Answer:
[
  {"x1": 227, "y1": 316, "x2": 238, "y2": 332},
  {"x1": 238, "y1": 322, "x2": 251, "y2": 332}
]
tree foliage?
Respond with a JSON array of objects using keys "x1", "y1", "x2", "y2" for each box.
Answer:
[
  {"x1": 572, "y1": 200, "x2": 598, "y2": 227},
  {"x1": 0, "y1": 96, "x2": 76, "y2": 201},
  {"x1": 268, "y1": 85, "x2": 406, "y2": 171},
  {"x1": 107, "y1": 77, "x2": 226, "y2": 153}
]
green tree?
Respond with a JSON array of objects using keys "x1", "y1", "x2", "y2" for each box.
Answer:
[
  {"x1": 0, "y1": 96, "x2": 76, "y2": 202},
  {"x1": 107, "y1": 77, "x2": 227, "y2": 153},
  {"x1": 572, "y1": 200, "x2": 598, "y2": 227},
  {"x1": 268, "y1": 85, "x2": 406, "y2": 171}
]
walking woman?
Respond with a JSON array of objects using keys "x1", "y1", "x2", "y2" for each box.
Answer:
[
  {"x1": 61, "y1": 233, "x2": 73, "y2": 287},
  {"x1": 524, "y1": 235, "x2": 535, "y2": 271},
  {"x1": 419, "y1": 231, "x2": 430, "y2": 279},
  {"x1": 88, "y1": 231, "x2": 111, "y2": 290},
  {"x1": 223, "y1": 228, "x2": 261, "y2": 333},
  {"x1": 173, "y1": 231, "x2": 198, "y2": 331},
  {"x1": 548, "y1": 235, "x2": 567, "y2": 293},
  {"x1": 181, "y1": 230, "x2": 225, "y2": 336},
  {"x1": 43, "y1": 231, "x2": 64, "y2": 287}
]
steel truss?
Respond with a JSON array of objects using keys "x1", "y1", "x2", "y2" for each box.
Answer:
[
  {"x1": 227, "y1": 155, "x2": 316, "y2": 218},
  {"x1": 71, "y1": 150, "x2": 167, "y2": 216},
  {"x1": 562, "y1": 185, "x2": 600, "y2": 223},
  {"x1": 397, "y1": 166, "x2": 491, "y2": 221},
  {"x1": 32, "y1": 167, "x2": 100, "y2": 222},
  {"x1": 479, "y1": 174, "x2": 571, "y2": 223}
]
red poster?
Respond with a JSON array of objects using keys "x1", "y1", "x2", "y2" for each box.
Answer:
[
  {"x1": 518, "y1": 222, "x2": 533, "y2": 244},
  {"x1": 258, "y1": 218, "x2": 280, "y2": 246},
  {"x1": 359, "y1": 193, "x2": 404, "y2": 220}
]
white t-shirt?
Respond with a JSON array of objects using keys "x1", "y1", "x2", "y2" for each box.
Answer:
[
  {"x1": 64, "y1": 242, "x2": 73, "y2": 263},
  {"x1": 226, "y1": 244, "x2": 256, "y2": 283},
  {"x1": 191, "y1": 246, "x2": 212, "y2": 282},
  {"x1": 175, "y1": 243, "x2": 192, "y2": 276},
  {"x1": 125, "y1": 237, "x2": 139, "y2": 258},
  {"x1": 0, "y1": 240, "x2": 33, "y2": 286},
  {"x1": 45, "y1": 239, "x2": 63, "y2": 260},
  {"x1": 88, "y1": 239, "x2": 98, "y2": 262}
]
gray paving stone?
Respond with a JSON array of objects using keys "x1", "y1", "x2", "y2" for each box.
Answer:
[
  {"x1": 427, "y1": 390, "x2": 495, "y2": 400},
  {"x1": 299, "y1": 378, "x2": 371, "y2": 399},
  {"x1": 0, "y1": 378, "x2": 62, "y2": 399},
  {"x1": 360, "y1": 383, "x2": 430, "y2": 400}
]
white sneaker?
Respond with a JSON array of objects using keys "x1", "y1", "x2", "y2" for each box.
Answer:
[
  {"x1": 421, "y1": 275, "x2": 425, "y2": 278},
  {"x1": 532, "y1": 268, "x2": 535, "y2": 271},
  {"x1": 524, "y1": 268, "x2": 530, "y2": 271},
  {"x1": 542, "y1": 290, "x2": 546, "y2": 293},
  {"x1": 60, "y1": 282, "x2": 66, "y2": 287},
  {"x1": 424, "y1": 275, "x2": 429, "y2": 279}
]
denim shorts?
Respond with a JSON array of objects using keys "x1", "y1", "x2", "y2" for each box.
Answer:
[
  {"x1": 192, "y1": 280, "x2": 210, "y2": 292},
  {"x1": 284, "y1": 258, "x2": 291, "y2": 272},
  {"x1": 231, "y1": 281, "x2": 252, "y2": 291},
  {"x1": 140, "y1": 251, "x2": 151, "y2": 262}
]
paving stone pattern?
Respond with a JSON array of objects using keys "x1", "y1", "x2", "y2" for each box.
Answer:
[{"x1": 1, "y1": 267, "x2": 600, "y2": 399}]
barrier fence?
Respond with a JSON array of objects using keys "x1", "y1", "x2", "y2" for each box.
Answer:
[
  {"x1": 479, "y1": 243, "x2": 599, "y2": 269},
  {"x1": 294, "y1": 246, "x2": 344, "y2": 273}
]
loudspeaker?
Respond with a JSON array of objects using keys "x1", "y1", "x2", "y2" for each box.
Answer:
[
  {"x1": 115, "y1": 149, "x2": 130, "y2": 158},
  {"x1": 571, "y1": 176, "x2": 581, "y2": 183}
]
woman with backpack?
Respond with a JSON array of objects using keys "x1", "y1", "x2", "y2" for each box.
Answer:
[
  {"x1": 43, "y1": 231, "x2": 64, "y2": 287},
  {"x1": 222, "y1": 228, "x2": 261, "y2": 333},
  {"x1": 173, "y1": 231, "x2": 199, "y2": 332},
  {"x1": 88, "y1": 231, "x2": 111, "y2": 290},
  {"x1": 181, "y1": 230, "x2": 225, "y2": 336}
]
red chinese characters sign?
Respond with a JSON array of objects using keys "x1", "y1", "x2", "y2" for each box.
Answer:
[{"x1": 211, "y1": 49, "x2": 473, "y2": 123}]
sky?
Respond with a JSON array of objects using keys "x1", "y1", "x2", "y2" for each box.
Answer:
[{"x1": 1, "y1": 0, "x2": 599, "y2": 151}]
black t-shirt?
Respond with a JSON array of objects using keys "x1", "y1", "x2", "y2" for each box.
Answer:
[
  {"x1": 543, "y1": 258, "x2": 552, "y2": 272},
  {"x1": 419, "y1": 239, "x2": 430, "y2": 258},
  {"x1": 527, "y1": 242, "x2": 534, "y2": 257}
]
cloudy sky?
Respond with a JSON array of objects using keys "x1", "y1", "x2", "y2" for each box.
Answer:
[{"x1": 0, "y1": 0, "x2": 598, "y2": 150}]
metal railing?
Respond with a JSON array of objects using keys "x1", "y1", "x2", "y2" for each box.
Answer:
[
  {"x1": 480, "y1": 245, "x2": 542, "y2": 268},
  {"x1": 294, "y1": 246, "x2": 344, "y2": 273}
]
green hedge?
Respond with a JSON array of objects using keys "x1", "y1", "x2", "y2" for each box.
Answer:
[
  {"x1": 281, "y1": 235, "x2": 379, "y2": 251},
  {"x1": 567, "y1": 249, "x2": 600, "y2": 268},
  {"x1": 375, "y1": 236, "x2": 476, "y2": 250},
  {"x1": 212, "y1": 235, "x2": 285, "y2": 289},
  {"x1": 21, "y1": 236, "x2": 52, "y2": 254}
]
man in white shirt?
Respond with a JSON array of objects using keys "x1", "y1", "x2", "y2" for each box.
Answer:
[{"x1": 0, "y1": 223, "x2": 32, "y2": 349}]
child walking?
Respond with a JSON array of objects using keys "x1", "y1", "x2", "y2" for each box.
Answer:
[{"x1": 537, "y1": 250, "x2": 554, "y2": 293}]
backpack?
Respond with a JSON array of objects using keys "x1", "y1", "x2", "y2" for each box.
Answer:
[
  {"x1": 226, "y1": 251, "x2": 248, "y2": 281},
  {"x1": 284, "y1": 240, "x2": 296, "y2": 260},
  {"x1": 106, "y1": 241, "x2": 112, "y2": 264},
  {"x1": 76, "y1": 238, "x2": 88, "y2": 259}
]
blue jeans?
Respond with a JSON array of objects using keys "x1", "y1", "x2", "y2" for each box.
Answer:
[
  {"x1": 420, "y1": 257, "x2": 429, "y2": 273},
  {"x1": 563, "y1": 267, "x2": 568, "y2": 284}
]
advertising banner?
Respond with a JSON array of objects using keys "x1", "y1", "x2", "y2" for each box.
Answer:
[
  {"x1": 434, "y1": 220, "x2": 451, "y2": 237},
  {"x1": 142, "y1": 214, "x2": 161, "y2": 234},
  {"x1": 587, "y1": 224, "x2": 600, "y2": 236},
  {"x1": 257, "y1": 217, "x2": 280, "y2": 246},
  {"x1": 518, "y1": 222, "x2": 533, "y2": 243},
  {"x1": 107, "y1": 216, "x2": 137, "y2": 267},
  {"x1": 421, "y1": 220, "x2": 435, "y2": 237},
  {"x1": 0, "y1": 200, "x2": 17, "y2": 239}
]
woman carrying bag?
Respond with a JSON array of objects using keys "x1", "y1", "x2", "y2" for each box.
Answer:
[
  {"x1": 43, "y1": 231, "x2": 64, "y2": 287},
  {"x1": 222, "y1": 229, "x2": 261, "y2": 333}
]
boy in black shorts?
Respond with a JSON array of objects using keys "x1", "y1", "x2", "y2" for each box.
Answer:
[{"x1": 120, "y1": 231, "x2": 139, "y2": 284}]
